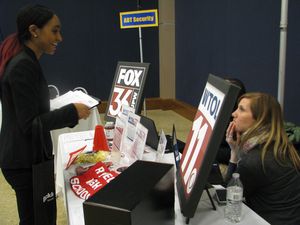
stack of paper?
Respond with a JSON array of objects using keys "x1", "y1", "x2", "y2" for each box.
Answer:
[{"x1": 50, "y1": 90, "x2": 100, "y2": 110}]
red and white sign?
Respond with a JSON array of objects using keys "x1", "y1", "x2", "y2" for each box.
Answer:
[
  {"x1": 65, "y1": 145, "x2": 87, "y2": 169},
  {"x1": 109, "y1": 87, "x2": 136, "y2": 117},
  {"x1": 105, "y1": 62, "x2": 149, "y2": 121},
  {"x1": 179, "y1": 82, "x2": 225, "y2": 197}
]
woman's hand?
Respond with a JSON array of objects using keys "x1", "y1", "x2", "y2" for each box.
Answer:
[
  {"x1": 226, "y1": 121, "x2": 241, "y2": 163},
  {"x1": 73, "y1": 103, "x2": 91, "y2": 120}
]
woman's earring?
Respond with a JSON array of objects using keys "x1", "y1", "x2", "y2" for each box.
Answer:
[{"x1": 34, "y1": 35, "x2": 38, "y2": 38}]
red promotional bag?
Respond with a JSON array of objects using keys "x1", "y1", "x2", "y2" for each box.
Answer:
[{"x1": 70, "y1": 162, "x2": 119, "y2": 200}]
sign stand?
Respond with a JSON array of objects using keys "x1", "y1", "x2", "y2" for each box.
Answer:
[
  {"x1": 204, "y1": 185, "x2": 217, "y2": 210},
  {"x1": 119, "y1": 3, "x2": 158, "y2": 117},
  {"x1": 138, "y1": 21, "x2": 147, "y2": 116},
  {"x1": 137, "y1": 0, "x2": 146, "y2": 116},
  {"x1": 137, "y1": 0, "x2": 144, "y2": 63},
  {"x1": 277, "y1": 0, "x2": 289, "y2": 107}
]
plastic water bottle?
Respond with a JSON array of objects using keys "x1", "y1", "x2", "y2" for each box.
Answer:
[{"x1": 225, "y1": 173, "x2": 243, "y2": 223}]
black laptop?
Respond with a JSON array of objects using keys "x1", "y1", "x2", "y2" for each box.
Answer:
[
  {"x1": 139, "y1": 115, "x2": 160, "y2": 150},
  {"x1": 139, "y1": 115, "x2": 185, "y2": 153}
]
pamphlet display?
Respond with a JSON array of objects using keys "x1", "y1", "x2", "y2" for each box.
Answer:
[
  {"x1": 125, "y1": 122, "x2": 148, "y2": 164},
  {"x1": 105, "y1": 61, "x2": 149, "y2": 122},
  {"x1": 176, "y1": 74, "x2": 241, "y2": 220},
  {"x1": 156, "y1": 130, "x2": 167, "y2": 162},
  {"x1": 112, "y1": 108, "x2": 148, "y2": 167}
]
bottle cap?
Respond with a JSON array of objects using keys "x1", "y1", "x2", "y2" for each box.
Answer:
[
  {"x1": 105, "y1": 121, "x2": 115, "y2": 128},
  {"x1": 232, "y1": 173, "x2": 240, "y2": 179}
]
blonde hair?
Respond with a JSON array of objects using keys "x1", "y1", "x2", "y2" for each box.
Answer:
[{"x1": 239, "y1": 92, "x2": 300, "y2": 170}]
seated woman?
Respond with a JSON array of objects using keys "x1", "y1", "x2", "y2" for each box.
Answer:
[
  {"x1": 215, "y1": 78, "x2": 246, "y2": 165},
  {"x1": 225, "y1": 92, "x2": 300, "y2": 225}
]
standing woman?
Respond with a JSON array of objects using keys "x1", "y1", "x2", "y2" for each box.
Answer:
[
  {"x1": 226, "y1": 92, "x2": 300, "y2": 225},
  {"x1": 0, "y1": 4, "x2": 90, "y2": 225}
]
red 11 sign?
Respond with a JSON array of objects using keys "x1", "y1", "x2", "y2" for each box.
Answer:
[
  {"x1": 176, "y1": 74, "x2": 241, "y2": 220},
  {"x1": 180, "y1": 82, "x2": 225, "y2": 197}
]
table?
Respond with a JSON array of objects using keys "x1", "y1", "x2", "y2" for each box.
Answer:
[
  {"x1": 56, "y1": 130, "x2": 159, "y2": 225},
  {"x1": 56, "y1": 130, "x2": 269, "y2": 225},
  {"x1": 56, "y1": 130, "x2": 94, "y2": 225},
  {"x1": 174, "y1": 189, "x2": 270, "y2": 225}
]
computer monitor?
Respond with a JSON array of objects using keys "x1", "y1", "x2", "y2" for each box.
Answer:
[{"x1": 139, "y1": 115, "x2": 186, "y2": 153}]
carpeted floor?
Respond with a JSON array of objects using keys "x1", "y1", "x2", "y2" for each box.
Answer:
[{"x1": 0, "y1": 110, "x2": 192, "y2": 225}]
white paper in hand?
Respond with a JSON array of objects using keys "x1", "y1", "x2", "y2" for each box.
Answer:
[{"x1": 50, "y1": 90, "x2": 99, "y2": 110}]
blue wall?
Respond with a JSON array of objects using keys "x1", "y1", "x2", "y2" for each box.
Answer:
[
  {"x1": 175, "y1": 0, "x2": 300, "y2": 124},
  {"x1": 0, "y1": 0, "x2": 159, "y2": 100}
]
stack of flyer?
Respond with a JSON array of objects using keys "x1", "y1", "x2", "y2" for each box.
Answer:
[{"x1": 50, "y1": 90, "x2": 100, "y2": 110}]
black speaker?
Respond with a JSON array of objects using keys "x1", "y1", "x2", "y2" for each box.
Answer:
[{"x1": 83, "y1": 160, "x2": 175, "y2": 225}]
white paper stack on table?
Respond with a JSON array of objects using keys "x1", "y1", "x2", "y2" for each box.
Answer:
[{"x1": 50, "y1": 90, "x2": 100, "y2": 110}]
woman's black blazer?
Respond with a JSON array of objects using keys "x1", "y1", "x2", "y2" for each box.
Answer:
[{"x1": 0, "y1": 46, "x2": 78, "y2": 169}]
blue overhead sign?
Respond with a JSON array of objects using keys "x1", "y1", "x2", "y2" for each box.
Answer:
[{"x1": 120, "y1": 9, "x2": 158, "y2": 29}]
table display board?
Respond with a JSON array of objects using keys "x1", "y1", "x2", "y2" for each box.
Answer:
[
  {"x1": 176, "y1": 74, "x2": 241, "y2": 220},
  {"x1": 105, "y1": 61, "x2": 149, "y2": 122}
]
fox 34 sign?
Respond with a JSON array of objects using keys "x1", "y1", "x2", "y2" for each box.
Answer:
[{"x1": 105, "y1": 62, "x2": 149, "y2": 121}]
